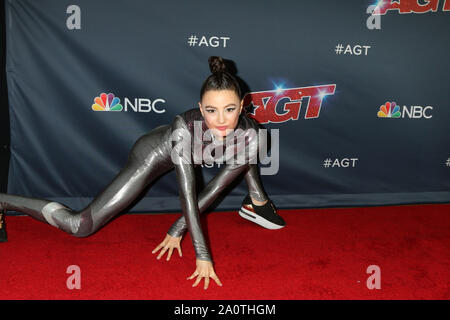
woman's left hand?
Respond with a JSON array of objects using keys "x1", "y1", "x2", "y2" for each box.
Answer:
[{"x1": 187, "y1": 259, "x2": 223, "y2": 289}]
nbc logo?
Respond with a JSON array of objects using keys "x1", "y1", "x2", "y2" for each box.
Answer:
[
  {"x1": 377, "y1": 101, "x2": 433, "y2": 119},
  {"x1": 92, "y1": 92, "x2": 123, "y2": 112},
  {"x1": 91, "y1": 92, "x2": 166, "y2": 113},
  {"x1": 377, "y1": 102, "x2": 400, "y2": 118}
]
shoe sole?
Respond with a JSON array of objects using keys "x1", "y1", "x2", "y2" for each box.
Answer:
[{"x1": 238, "y1": 206, "x2": 285, "y2": 230}]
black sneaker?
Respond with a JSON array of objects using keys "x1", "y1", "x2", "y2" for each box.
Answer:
[
  {"x1": 0, "y1": 210, "x2": 7, "y2": 242},
  {"x1": 238, "y1": 195, "x2": 286, "y2": 229}
]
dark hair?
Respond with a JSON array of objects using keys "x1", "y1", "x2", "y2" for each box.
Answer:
[{"x1": 199, "y1": 56, "x2": 242, "y2": 101}]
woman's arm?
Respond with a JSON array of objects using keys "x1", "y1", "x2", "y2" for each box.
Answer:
[
  {"x1": 167, "y1": 163, "x2": 268, "y2": 238},
  {"x1": 170, "y1": 115, "x2": 223, "y2": 289},
  {"x1": 171, "y1": 115, "x2": 212, "y2": 262}
]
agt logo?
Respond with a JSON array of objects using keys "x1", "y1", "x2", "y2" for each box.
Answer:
[
  {"x1": 372, "y1": 0, "x2": 450, "y2": 15},
  {"x1": 91, "y1": 92, "x2": 166, "y2": 113},
  {"x1": 243, "y1": 84, "x2": 336, "y2": 124},
  {"x1": 377, "y1": 101, "x2": 433, "y2": 119}
]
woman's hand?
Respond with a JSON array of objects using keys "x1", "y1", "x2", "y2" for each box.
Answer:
[
  {"x1": 152, "y1": 233, "x2": 183, "y2": 261},
  {"x1": 187, "y1": 259, "x2": 222, "y2": 289}
]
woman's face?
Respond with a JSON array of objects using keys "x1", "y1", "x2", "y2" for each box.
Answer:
[{"x1": 199, "y1": 89, "x2": 243, "y2": 140}]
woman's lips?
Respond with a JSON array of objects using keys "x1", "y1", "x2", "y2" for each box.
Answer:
[{"x1": 216, "y1": 126, "x2": 228, "y2": 131}]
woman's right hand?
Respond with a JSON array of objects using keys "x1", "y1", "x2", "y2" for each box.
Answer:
[
  {"x1": 187, "y1": 259, "x2": 222, "y2": 289},
  {"x1": 152, "y1": 233, "x2": 183, "y2": 261}
]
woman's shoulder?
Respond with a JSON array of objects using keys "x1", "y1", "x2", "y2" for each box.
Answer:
[
  {"x1": 237, "y1": 111, "x2": 262, "y2": 131},
  {"x1": 171, "y1": 108, "x2": 206, "y2": 135}
]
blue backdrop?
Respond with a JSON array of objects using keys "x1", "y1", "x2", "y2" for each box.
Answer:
[{"x1": 5, "y1": 0, "x2": 450, "y2": 213}]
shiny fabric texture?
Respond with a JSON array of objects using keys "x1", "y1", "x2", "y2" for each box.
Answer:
[
  {"x1": 167, "y1": 164, "x2": 268, "y2": 238},
  {"x1": 0, "y1": 108, "x2": 269, "y2": 262}
]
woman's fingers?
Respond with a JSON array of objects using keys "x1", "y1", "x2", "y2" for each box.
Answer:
[
  {"x1": 157, "y1": 246, "x2": 168, "y2": 260},
  {"x1": 192, "y1": 275, "x2": 219, "y2": 289},
  {"x1": 210, "y1": 273, "x2": 222, "y2": 287},
  {"x1": 188, "y1": 273, "x2": 221, "y2": 289},
  {"x1": 187, "y1": 262, "x2": 222, "y2": 289},
  {"x1": 151, "y1": 242, "x2": 163, "y2": 254},
  {"x1": 192, "y1": 275, "x2": 202, "y2": 287},
  {"x1": 166, "y1": 247, "x2": 174, "y2": 261},
  {"x1": 154, "y1": 232, "x2": 183, "y2": 260},
  {"x1": 187, "y1": 270, "x2": 198, "y2": 280}
]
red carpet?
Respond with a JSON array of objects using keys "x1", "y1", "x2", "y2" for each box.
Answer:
[{"x1": 0, "y1": 204, "x2": 449, "y2": 300}]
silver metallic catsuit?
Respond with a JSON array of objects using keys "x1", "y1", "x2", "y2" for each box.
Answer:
[{"x1": 0, "y1": 108, "x2": 269, "y2": 262}]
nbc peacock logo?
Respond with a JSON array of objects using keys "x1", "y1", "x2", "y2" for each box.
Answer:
[
  {"x1": 377, "y1": 101, "x2": 400, "y2": 118},
  {"x1": 92, "y1": 92, "x2": 123, "y2": 112}
]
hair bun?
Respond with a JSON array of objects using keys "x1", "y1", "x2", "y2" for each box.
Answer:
[{"x1": 208, "y1": 56, "x2": 227, "y2": 74}]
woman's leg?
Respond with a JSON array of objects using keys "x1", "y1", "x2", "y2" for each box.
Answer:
[
  {"x1": 244, "y1": 164, "x2": 269, "y2": 203},
  {"x1": 0, "y1": 127, "x2": 173, "y2": 237}
]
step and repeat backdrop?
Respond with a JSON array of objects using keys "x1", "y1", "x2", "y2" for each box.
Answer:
[{"x1": 4, "y1": 0, "x2": 450, "y2": 213}]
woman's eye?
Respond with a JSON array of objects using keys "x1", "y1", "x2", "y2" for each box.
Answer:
[
  {"x1": 206, "y1": 109, "x2": 215, "y2": 113},
  {"x1": 226, "y1": 108, "x2": 236, "y2": 112}
]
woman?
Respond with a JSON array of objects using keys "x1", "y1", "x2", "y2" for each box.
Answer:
[{"x1": 0, "y1": 56, "x2": 285, "y2": 289}]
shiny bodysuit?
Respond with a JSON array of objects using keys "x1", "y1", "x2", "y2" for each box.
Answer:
[{"x1": 0, "y1": 108, "x2": 269, "y2": 262}]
